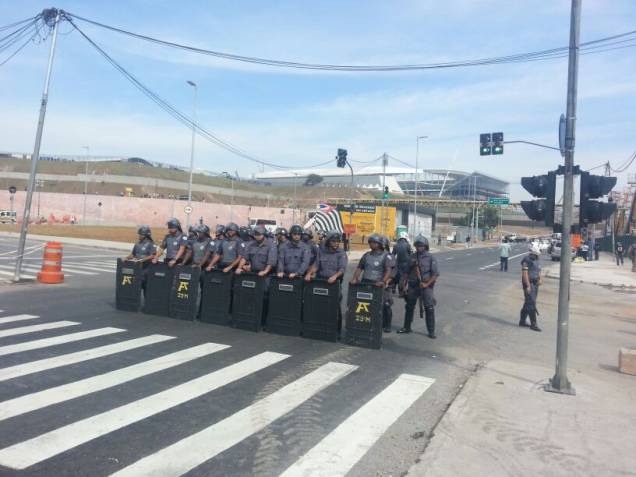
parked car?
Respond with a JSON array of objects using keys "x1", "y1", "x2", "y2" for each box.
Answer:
[
  {"x1": 0, "y1": 210, "x2": 17, "y2": 224},
  {"x1": 550, "y1": 241, "x2": 576, "y2": 261}
]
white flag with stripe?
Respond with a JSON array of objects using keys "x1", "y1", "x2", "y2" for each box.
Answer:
[{"x1": 313, "y1": 208, "x2": 344, "y2": 234}]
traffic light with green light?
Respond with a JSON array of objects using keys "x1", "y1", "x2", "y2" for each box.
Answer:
[
  {"x1": 479, "y1": 134, "x2": 491, "y2": 156},
  {"x1": 492, "y1": 132, "x2": 504, "y2": 155}
]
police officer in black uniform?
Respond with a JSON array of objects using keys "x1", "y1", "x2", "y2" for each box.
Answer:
[
  {"x1": 399, "y1": 235, "x2": 439, "y2": 338},
  {"x1": 207, "y1": 222, "x2": 245, "y2": 273},
  {"x1": 520, "y1": 243, "x2": 542, "y2": 331},
  {"x1": 350, "y1": 234, "x2": 394, "y2": 332},
  {"x1": 277, "y1": 225, "x2": 310, "y2": 279},
  {"x1": 152, "y1": 218, "x2": 189, "y2": 267}
]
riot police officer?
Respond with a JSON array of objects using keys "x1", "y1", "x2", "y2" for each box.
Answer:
[
  {"x1": 350, "y1": 234, "x2": 394, "y2": 332},
  {"x1": 125, "y1": 225, "x2": 156, "y2": 264},
  {"x1": 277, "y1": 225, "x2": 310, "y2": 279},
  {"x1": 275, "y1": 227, "x2": 288, "y2": 249},
  {"x1": 152, "y1": 218, "x2": 189, "y2": 267},
  {"x1": 302, "y1": 228, "x2": 319, "y2": 267},
  {"x1": 185, "y1": 225, "x2": 212, "y2": 267},
  {"x1": 520, "y1": 243, "x2": 542, "y2": 332},
  {"x1": 381, "y1": 235, "x2": 397, "y2": 332},
  {"x1": 392, "y1": 231, "x2": 412, "y2": 294},
  {"x1": 399, "y1": 235, "x2": 439, "y2": 338},
  {"x1": 237, "y1": 226, "x2": 277, "y2": 276},
  {"x1": 207, "y1": 222, "x2": 245, "y2": 273}
]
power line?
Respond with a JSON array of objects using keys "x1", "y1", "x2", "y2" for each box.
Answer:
[
  {"x1": 0, "y1": 16, "x2": 38, "y2": 32},
  {"x1": 65, "y1": 10, "x2": 636, "y2": 72},
  {"x1": 610, "y1": 150, "x2": 635, "y2": 173},
  {"x1": 66, "y1": 17, "x2": 335, "y2": 171}
]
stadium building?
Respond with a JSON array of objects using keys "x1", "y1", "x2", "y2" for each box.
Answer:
[{"x1": 255, "y1": 166, "x2": 509, "y2": 200}]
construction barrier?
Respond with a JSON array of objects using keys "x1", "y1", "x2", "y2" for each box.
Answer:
[
  {"x1": 199, "y1": 269, "x2": 233, "y2": 326},
  {"x1": 143, "y1": 263, "x2": 174, "y2": 317},
  {"x1": 115, "y1": 259, "x2": 143, "y2": 312},
  {"x1": 266, "y1": 277, "x2": 303, "y2": 336},
  {"x1": 345, "y1": 283, "x2": 383, "y2": 349},
  {"x1": 37, "y1": 242, "x2": 64, "y2": 284},
  {"x1": 231, "y1": 273, "x2": 266, "y2": 332},
  {"x1": 169, "y1": 266, "x2": 202, "y2": 321},
  {"x1": 302, "y1": 279, "x2": 341, "y2": 342}
]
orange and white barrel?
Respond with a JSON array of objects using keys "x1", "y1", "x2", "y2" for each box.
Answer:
[{"x1": 37, "y1": 242, "x2": 64, "y2": 284}]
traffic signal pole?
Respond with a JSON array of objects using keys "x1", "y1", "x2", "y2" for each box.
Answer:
[
  {"x1": 545, "y1": 0, "x2": 581, "y2": 396},
  {"x1": 13, "y1": 9, "x2": 61, "y2": 282}
]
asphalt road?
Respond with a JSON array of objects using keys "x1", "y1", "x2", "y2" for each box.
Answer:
[{"x1": 0, "y1": 237, "x2": 536, "y2": 477}]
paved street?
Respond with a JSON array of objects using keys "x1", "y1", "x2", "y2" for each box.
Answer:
[{"x1": 0, "y1": 237, "x2": 579, "y2": 477}]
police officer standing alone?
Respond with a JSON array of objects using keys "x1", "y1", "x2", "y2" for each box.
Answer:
[
  {"x1": 207, "y1": 222, "x2": 245, "y2": 273},
  {"x1": 350, "y1": 234, "x2": 394, "y2": 333},
  {"x1": 152, "y1": 218, "x2": 189, "y2": 267},
  {"x1": 277, "y1": 225, "x2": 310, "y2": 279},
  {"x1": 519, "y1": 243, "x2": 542, "y2": 332},
  {"x1": 399, "y1": 235, "x2": 439, "y2": 338}
]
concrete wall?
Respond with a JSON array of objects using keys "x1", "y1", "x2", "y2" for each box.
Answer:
[{"x1": 1, "y1": 192, "x2": 299, "y2": 228}]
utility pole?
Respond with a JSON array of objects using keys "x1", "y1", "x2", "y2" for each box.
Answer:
[
  {"x1": 82, "y1": 145, "x2": 89, "y2": 224},
  {"x1": 414, "y1": 136, "x2": 427, "y2": 236},
  {"x1": 545, "y1": 0, "x2": 581, "y2": 396},
  {"x1": 381, "y1": 153, "x2": 388, "y2": 235},
  {"x1": 14, "y1": 9, "x2": 61, "y2": 282},
  {"x1": 185, "y1": 80, "x2": 198, "y2": 229}
]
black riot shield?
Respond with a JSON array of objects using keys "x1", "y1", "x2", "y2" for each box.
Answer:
[
  {"x1": 302, "y1": 279, "x2": 341, "y2": 342},
  {"x1": 169, "y1": 266, "x2": 202, "y2": 321},
  {"x1": 143, "y1": 263, "x2": 174, "y2": 317},
  {"x1": 231, "y1": 273, "x2": 265, "y2": 332},
  {"x1": 345, "y1": 283, "x2": 383, "y2": 349},
  {"x1": 199, "y1": 269, "x2": 233, "y2": 326},
  {"x1": 115, "y1": 259, "x2": 144, "y2": 312},
  {"x1": 266, "y1": 277, "x2": 303, "y2": 336}
]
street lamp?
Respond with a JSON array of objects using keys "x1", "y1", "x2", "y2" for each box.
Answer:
[
  {"x1": 186, "y1": 80, "x2": 198, "y2": 228},
  {"x1": 414, "y1": 135, "x2": 428, "y2": 235},
  {"x1": 82, "y1": 145, "x2": 89, "y2": 225}
]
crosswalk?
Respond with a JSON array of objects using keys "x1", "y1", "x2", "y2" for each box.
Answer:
[
  {"x1": 0, "y1": 312, "x2": 435, "y2": 475},
  {"x1": 0, "y1": 258, "x2": 117, "y2": 280}
]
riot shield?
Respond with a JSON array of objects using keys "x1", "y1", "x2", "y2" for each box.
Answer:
[
  {"x1": 115, "y1": 259, "x2": 143, "y2": 312},
  {"x1": 345, "y1": 282, "x2": 383, "y2": 349},
  {"x1": 231, "y1": 273, "x2": 265, "y2": 331},
  {"x1": 302, "y1": 279, "x2": 341, "y2": 342},
  {"x1": 266, "y1": 277, "x2": 303, "y2": 336},
  {"x1": 199, "y1": 269, "x2": 233, "y2": 326},
  {"x1": 169, "y1": 266, "x2": 202, "y2": 321},
  {"x1": 143, "y1": 263, "x2": 174, "y2": 317}
]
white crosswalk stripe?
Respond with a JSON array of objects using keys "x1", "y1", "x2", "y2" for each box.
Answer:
[
  {"x1": 0, "y1": 334, "x2": 173, "y2": 382},
  {"x1": 0, "y1": 263, "x2": 72, "y2": 277},
  {"x1": 280, "y1": 374, "x2": 435, "y2": 477},
  {"x1": 0, "y1": 269, "x2": 36, "y2": 280},
  {"x1": 0, "y1": 327, "x2": 125, "y2": 357},
  {"x1": 58, "y1": 265, "x2": 98, "y2": 276},
  {"x1": 0, "y1": 342, "x2": 229, "y2": 421},
  {"x1": 0, "y1": 321, "x2": 79, "y2": 339},
  {"x1": 0, "y1": 314, "x2": 40, "y2": 325},
  {"x1": 63, "y1": 263, "x2": 114, "y2": 273},
  {"x1": 0, "y1": 351, "x2": 289, "y2": 469},
  {"x1": 111, "y1": 362, "x2": 357, "y2": 477}
]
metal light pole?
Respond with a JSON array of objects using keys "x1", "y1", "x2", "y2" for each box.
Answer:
[
  {"x1": 414, "y1": 136, "x2": 427, "y2": 236},
  {"x1": 82, "y1": 145, "x2": 89, "y2": 224},
  {"x1": 293, "y1": 173, "x2": 298, "y2": 224},
  {"x1": 545, "y1": 0, "x2": 581, "y2": 396},
  {"x1": 14, "y1": 9, "x2": 61, "y2": 282},
  {"x1": 381, "y1": 153, "x2": 388, "y2": 235},
  {"x1": 185, "y1": 80, "x2": 198, "y2": 229}
]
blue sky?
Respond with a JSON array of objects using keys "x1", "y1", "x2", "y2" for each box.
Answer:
[{"x1": 1, "y1": 0, "x2": 634, "y2": 200}]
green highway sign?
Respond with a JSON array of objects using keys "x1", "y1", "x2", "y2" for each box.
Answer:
[{"x1": 488, "y1": 197, "x2": 510, "y2": 205}]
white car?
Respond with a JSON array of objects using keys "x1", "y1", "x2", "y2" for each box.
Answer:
[
  {"x1": 550, "y1": 241, "x2": 576, "y2": 261},
  {"x1": 0, "y1": 210, "x2": 17, "y2": 224}
]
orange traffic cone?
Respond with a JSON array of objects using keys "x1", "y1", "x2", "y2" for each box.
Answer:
[{"x1": 37, "y1": 242, "x2": 65, "y2": 284}]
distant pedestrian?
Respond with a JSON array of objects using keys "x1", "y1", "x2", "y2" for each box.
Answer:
[
  {"x1": 593, "y1": 240, "x2": 601, "y2": 260},
  {"x1": 465, "y1": 235, "x2": 471, "y2": 248},
  {"x1": 615, "y1": 242, "x2": 625, "y2": 266},
  {"x1": 498, "y1": 238, "x2": 511, "y2": 271},
  {"x1": 628, "y1": 242, "x2": 636, "y2": 272},
  {"x1": 519, "y1": 243, "x2": 542, "y2": 332}
]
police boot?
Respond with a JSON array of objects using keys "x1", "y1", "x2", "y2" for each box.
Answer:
[
  {"x1": 519, "y1": 309, "x2": 529, "y2": 327},
  {"x1": 383, "y1": 304, "x2": 393, "y2": 333},
  {"x1": 425, "y1": 307, "x2": 436, "y2": 339},
  {"x1": 397, "y1": 313, "x2": 412, "y2": 333},
  {"x1": 529, "y1": 313, "x2": 542, "y2": 332}
]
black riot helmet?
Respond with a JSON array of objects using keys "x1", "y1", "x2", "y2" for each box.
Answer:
[
  {"x1": 367, "y1": 233, "x2": 382, "y2": 245},
  {"x1": 326, "y1": 231, "x2": 342, "y2": 243},
  {"x1": 238, "y1": 226, "x2": 251, "y2": 241},
  {"x1": 414, "y1": 234, "x2": 429, "y2": 249},
  {"x1": 275, "y1": 227, "x2": 288, "y2": 237},
  {"x1": 253, "y1": 225, "x2": 267, "y2": 236},
  {"x1": 289, "y1": 224, "x2": 303, "y2": 236},
  {"x1": 226, "y1": 222, "x2": 239, "y2": 232},
  {"x1": 215, "y1": 224, "x2": 226, "y2": 236},
  {"x1": 302, "y1": 228, "x2": 313, "y2": 240},
  {"x1": 166, "y1": 218, "x2": 182, "y2": 232},
  {"x1": 137, "y1": 225, "x2": 151, "y2": 238}
]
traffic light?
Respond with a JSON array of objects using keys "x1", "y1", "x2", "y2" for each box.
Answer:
[
  {"x1": 579, "y1": 171, "x2": 616, "y2": 226},
  {"x1": 383, "y1": 186, "x2": 389, "y2": 199},
  {"x1": 492, "y1": 132, "x2": 504, "y2": 155},
  {"x1": 336, "y1": 148, "x2": 348, "y2": 168},
  {"x1": 479, "y1": 134, "x2": 491, "y2": 156},
  {"x1": 520, "y1": 171, "x2": 556, "y2": 226}
]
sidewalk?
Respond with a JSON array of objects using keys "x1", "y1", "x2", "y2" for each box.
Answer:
[
  {"x1": 0, "y1": 231, "x2": 130, "y2": 252},
  {"x1": 409, "y1": 359, "x2": 636, "y2": 477},
  {"x1": 544, "y1": 252, "x2": 635, "y2": 288}
]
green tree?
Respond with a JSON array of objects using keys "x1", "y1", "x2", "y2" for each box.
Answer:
[{"x1": 304, "y1": 174, "x2": 324, "y2": 186}]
